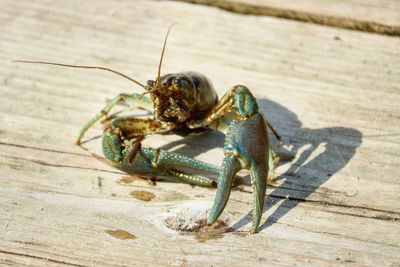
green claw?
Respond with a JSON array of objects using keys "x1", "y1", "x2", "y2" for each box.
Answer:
[
  {"x1": 207, "y1": 86, "x2": 270, "y2": 233},
  {"x1": 102, "y1": 128, "x2": 218, "y2": 188},
  {"x1": 207, "y1": 155, "x2": 241, "y2": 225},
  {"x1": 157, "y1": 150, "x2": 220, "y2": 174},
  {"x1": 102, "y1": 130, "x2": 123, "y2": 163},
  {"x1": 249, "y1": 164, "x2": 267, "y2": 233}
]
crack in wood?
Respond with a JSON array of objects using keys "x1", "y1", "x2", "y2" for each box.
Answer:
[
  {"x1": 235, "y1": 186, "x2": 400, "y2": 221},
  {"x1": 269, "y1": 194, "x2": 400, "y2": 220},
  {"x1": 0, "y1": 142, "x2": 89, "y2": 157},
  {"x1": 174, "y1": 0, "x2": 400, "y2": 36},
  {"x1": 322, "y1": 209, "x2": 400, "y2": 222},
  {"x1": 0, "y1": 249, "x2": 89, "y2": 267},
  {"x1": 272, "y1": 221, "x2": 400, "y2": 248},
  {"x1": 3, "y1": 155, "x2": 123, "y2": 175}
]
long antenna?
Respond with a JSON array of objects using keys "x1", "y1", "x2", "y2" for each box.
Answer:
[
  {"x1": 12, "y1": 60, "x2": 147, "y2": 89},
  {"x1": 156, "y1": 24, "x2": 176, "y2": 90}
]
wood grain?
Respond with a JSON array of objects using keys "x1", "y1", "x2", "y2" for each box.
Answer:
[
  {"x1": 1, "y1": 0, "x2": 399, "y2": 266},
  {"x1": 177, "y1": 0, "x2": 400, "y2": 35}
]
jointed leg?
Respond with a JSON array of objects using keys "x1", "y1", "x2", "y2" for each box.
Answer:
[
  {"x1": 111, "y1": 145, "x2": 219, "y2": 188},
  {"x1": 76, "y1": 93, "x2": 153, "y2": 144},
  {"x1": 155, "y1": 149, "x2": 219, "y2": 187},
  {"x1": 102, "y1": 116, "x2": 174, "y2": 163},
  {"x1": 188, "y1": 86, "x2": 282, "y2": 143},
  {"x1": 102, "y1": 115, "x2": 219, "y2": 187},
  {"x1": 103, "y1": 115, "x2": 213, "y2": 186},
  {"x1": 156, "y1": 149, "x2": 219, "y2": 173}
]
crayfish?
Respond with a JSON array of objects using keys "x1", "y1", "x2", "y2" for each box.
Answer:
[{"x1": 15, "y1": 26, "x2": 283, "y2": 234}]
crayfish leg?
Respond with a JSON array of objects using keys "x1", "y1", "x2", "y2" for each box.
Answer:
[
  {"x1": 157, "y1": 150, "x2": 220, "y2": 174},
  {"x1": 101, "y1": 115, "x2": 174, "y2": 163},
  {"x1": 118, "y1": 146, "x2": 217, "y2": 187},
  {"x1": 163, "y1": 168, "x2": 217, "y2": 188},
  {"x1": 76, "y1": 93, "x2": 153, "y2": 145}
]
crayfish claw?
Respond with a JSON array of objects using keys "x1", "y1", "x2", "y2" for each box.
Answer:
[
  {"x1": 206, "y1": 86, "x2": 272, "y2": 233},
  {"x1": 249, "y1": 164, "x2": 268, "y2": 233},
  {"x1": 208, "y1": 155, "x2": 241, "y2": 226},
  {"x1": 102, "y1": 130, "x2": 123, "y2": 163}
]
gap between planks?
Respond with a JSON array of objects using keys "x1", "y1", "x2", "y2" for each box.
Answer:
[{"x1": 174, "y1": 0, "x2": 400, "y2": 36}]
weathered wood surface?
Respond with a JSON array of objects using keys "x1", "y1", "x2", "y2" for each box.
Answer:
[
  {"x1": 1, "y1": 0, "x2": 400, "y2": 266},
  {"x1": 179, "y1": 0, "x2": 400, "y2": 35}
]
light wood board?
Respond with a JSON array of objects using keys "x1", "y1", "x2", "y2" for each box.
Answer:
[
  {"x1": 178, "y1": 0, "x2": 400, "y2": 35},
  {"x1": 1, "y1": 0, "x2": 400, "y2": 266}
]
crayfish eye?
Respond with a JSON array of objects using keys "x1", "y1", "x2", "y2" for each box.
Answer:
[
  {"x1": 146, "y1": 80, "x2": 156, "y2": 91},
  {"x1": 172, "y1": 78, "x2": 182, "y2": 91}
]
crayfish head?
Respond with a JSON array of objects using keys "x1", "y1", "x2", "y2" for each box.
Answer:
[{"x1": 146, "y1": 74, "x2": 198, "y2": 123}]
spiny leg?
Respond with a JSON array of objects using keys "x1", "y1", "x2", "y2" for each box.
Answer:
[
  {"x1": 164, "y1": 168, "x2": 217, "y2": 187},
  {"x1": 188, "y1": 85, "x2": 282, "y2": 143},
  {"x1": 114, "y1": 93, "x2": 153, "y2": 111},
  {"x1": 77, "y1": 93, "x2": 153, "y2": 144},
  {"x1": 157, "y1": 150, "x2": 219, "y2": 173},
  {"x1": 100, "y1": 102, "x2": 152, "y2": 125}
]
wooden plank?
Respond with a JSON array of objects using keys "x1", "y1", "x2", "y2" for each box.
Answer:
[
  {"x1": 1, "y1": 0, "x2": 400, "y2": 266},
  {"x1": 178, "y1": 0, "x2": 400, "y2": 35}
]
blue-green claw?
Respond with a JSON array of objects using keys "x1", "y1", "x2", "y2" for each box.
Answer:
[
  {"x1": 118, "y1": 146, "x2": 218, "y2": 187},
  {"x1": 102, "y1": 124, "x2": 218, "y2": 187},
  {"x1": 207, "y1": 155, "x2": 241, "y2": 225},
  {"x1": 207, "y1": 86, "x2": 270, "y2": 234}
]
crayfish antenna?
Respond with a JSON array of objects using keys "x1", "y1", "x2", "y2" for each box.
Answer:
[
  {"x1": 156, "y1": 23, "x2": 178, "y2": 91},
  {"x1": 11, "y1": 60, "x2": 147, "y2": 90}
]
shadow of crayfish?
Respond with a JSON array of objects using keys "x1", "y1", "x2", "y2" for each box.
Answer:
[{"x1": 162, "y1": 98, "x2": 363, "y2": 232}]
